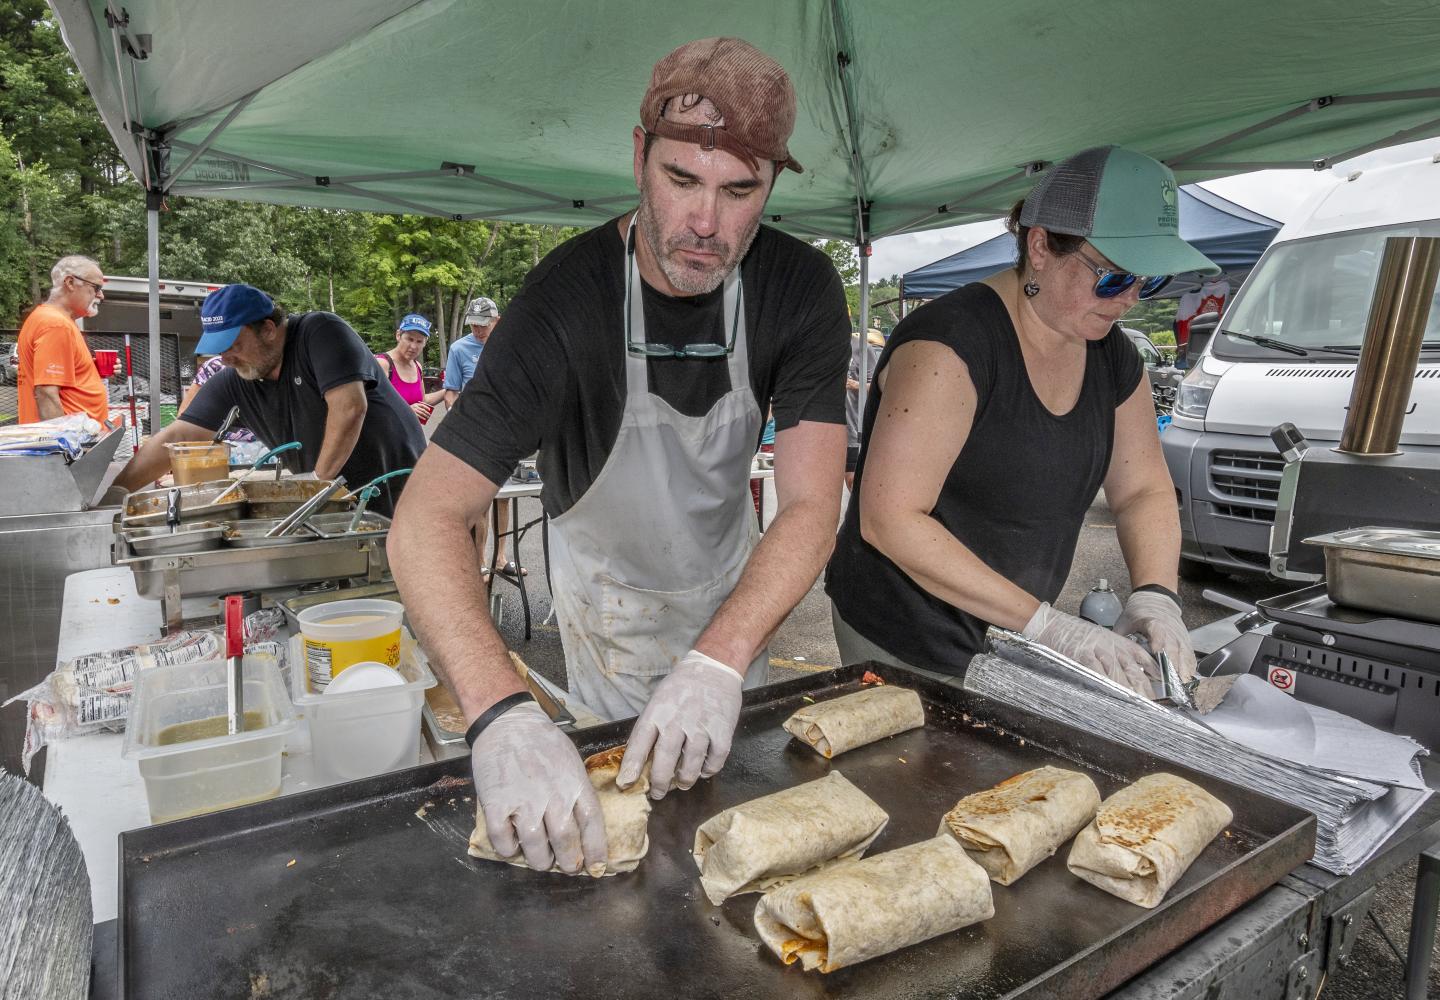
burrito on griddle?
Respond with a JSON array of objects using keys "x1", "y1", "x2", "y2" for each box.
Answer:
[
  {"x1": 468, "y1": 745, "x2": 651, "y2": 877},
  {"x1": 782, "y1": 685, "x2": 925, "y2": 759},
  {"x1": 938, "y1": 766, "x2": 1101, "y2": 885},
  {"x1": 693, "y1": 771, "x2": 888, "y2": 905},
  {"x1": 754, "y1": 835, "x2": 994, "y2": 972},
  {"x1": 1066, "y1": 772, "x2": 1233, "y2": 908}
]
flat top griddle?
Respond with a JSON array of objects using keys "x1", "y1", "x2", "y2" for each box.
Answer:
[{"x1": 116, "y1": 664, "x2": 1314, "y2": 1000}]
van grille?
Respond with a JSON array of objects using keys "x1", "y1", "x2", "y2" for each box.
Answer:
[{"x1": 1209, "y1": 448, "x2": 1282, "y2": 524}]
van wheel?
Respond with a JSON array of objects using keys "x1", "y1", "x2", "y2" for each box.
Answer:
[{"x1": 1179, "y1": 557, "x2": 1217, "y2": 582}]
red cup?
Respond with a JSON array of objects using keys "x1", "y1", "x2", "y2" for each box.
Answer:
[{"x1": 93, "y1": 349, "x2": 119, "y2": 378}]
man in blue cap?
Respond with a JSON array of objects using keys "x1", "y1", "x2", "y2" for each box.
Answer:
[{"x1": 110, "y1": 285, "x2": 425, "y2": 516}]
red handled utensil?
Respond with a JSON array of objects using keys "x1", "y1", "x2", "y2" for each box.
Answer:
[{"x1": 225, "y1": 594, "x2": 245, "y2": 735}]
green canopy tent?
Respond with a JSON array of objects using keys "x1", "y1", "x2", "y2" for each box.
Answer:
[{"x1": 48, "y1": 0, "x2": 1440, "y2": 425}]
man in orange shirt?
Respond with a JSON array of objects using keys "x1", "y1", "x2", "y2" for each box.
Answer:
[{"x1": 18, "y1": 255, "x2": 110, "y2": 425}]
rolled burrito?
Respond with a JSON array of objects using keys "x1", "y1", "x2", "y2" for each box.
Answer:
[
  {"x1": 1066, "y1": 772, "x2": 1233, "y2": 908},
  {"x1": 938, "y1": 766, "x2": 1101, "y2": 885},
  {"x1": 754, "y1": 836, "x2": 994, "y2": 973},
  {"x1": 693, "y1": 771, "x2": 888, "y2": 905},
  {"x1": 782, "y1": 685, "x2": 925, "y2": 759},
  {"x1": 468, "y1": 745, "x2": 651, "y2": 877}
]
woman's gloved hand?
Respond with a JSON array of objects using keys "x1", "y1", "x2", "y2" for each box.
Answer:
[
  {"x1": 1114, "y1": 590, "x2": 1196, "y2": 682},
  {"x1": 1022, "y1": 602, "x2": 1157, "y2": 696}
]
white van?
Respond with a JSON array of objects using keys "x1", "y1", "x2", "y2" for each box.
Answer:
[{"x1": 1162, "y1": 152, "x2": 1440, "y2": 577}]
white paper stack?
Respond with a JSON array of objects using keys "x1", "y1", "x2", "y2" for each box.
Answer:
[{"x1": 964, "y1": 630, "x2": 1431, "y2": 875}]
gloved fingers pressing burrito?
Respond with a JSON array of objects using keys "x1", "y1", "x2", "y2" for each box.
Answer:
[
  {"x1": 1114, "y1": 589, "x2": 1197, "y2": 682},
  {"x1": 470, "y1": 700, "x2": 608, "y2": 874},
  {"x1": 618, "y1": 649, "x2": 743, "y2": 800},
  {"x1": 1022, "y1": 602, "x2": 1157, "y2": 697}
]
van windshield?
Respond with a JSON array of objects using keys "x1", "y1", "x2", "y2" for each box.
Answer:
[{"x1": 1216, "y1": 220, "x2": 1440, "y2": 360}]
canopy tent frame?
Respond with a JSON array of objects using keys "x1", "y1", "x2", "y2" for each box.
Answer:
[{"x1": 52, "y1": 0, "x2": 1440, "y2": 434}]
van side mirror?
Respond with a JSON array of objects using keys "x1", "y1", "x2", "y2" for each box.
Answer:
[{"x1": 1182, "y1": 311, "x2": 1221, "y2": 366}]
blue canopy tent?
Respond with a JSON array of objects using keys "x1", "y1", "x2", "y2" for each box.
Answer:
[{"x1": 900, "y1": 184, "x2": 1282, "y2": 301}]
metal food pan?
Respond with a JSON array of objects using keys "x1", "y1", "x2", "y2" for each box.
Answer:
[
  {"x1": 115, "y1": 664, "x2": 1313, "y2": 1000},
  {"x1": 121, "y1": 481, "x2": 246, "y2": 526},
  {"x1": 221, "y1": 518, "x2": 320, "y2": 549},
  {"x1": 117, "y1": 531, "x2": 388, "y2": 600},
  {"x1": 241, "y1": 479, "x2": 354, "y2": 519},
  {"x1": 123, "y1": 521, "x2": 229, "y2": 557},
  {"x1": 1305, "y1": 526, "x2": 1440, "y2": 624},
  {"x1": 301, "y1": 511, "x2": 391, "y2": 538}
]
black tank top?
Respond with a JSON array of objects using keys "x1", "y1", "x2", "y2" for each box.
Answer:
[{"x1": 826, "y1": 283, "x2": 1143, "y2": 675}]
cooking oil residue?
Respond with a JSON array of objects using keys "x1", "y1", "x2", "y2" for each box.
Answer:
[{"x1": 156, "y1": 711, "x2": 267, "y2": 745}]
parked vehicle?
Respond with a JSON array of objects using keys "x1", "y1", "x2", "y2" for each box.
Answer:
[
  {"x1": 1125, "y1": 327, "x2": 1182, "y2": 414},
  {"x1": 0, "y1": 342, "x2": 16, "y2": 385},
  {"x1": 1162, "y1": 153, "x2": 1440, "y2": 578}
]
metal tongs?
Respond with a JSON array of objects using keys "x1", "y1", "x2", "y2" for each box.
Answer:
[
  {"x1": 207, "y1": 440, "x2": 302, "y2": 506},
  {"x1": 345, "y1": 468, "x2": 412, "y2": 533},
  {"x1": 1128, "y1": 632, "x2": 1199, "y2": 709},
  {"x1": 265, "y1": 475, "x2": 348, "y2": 538}
]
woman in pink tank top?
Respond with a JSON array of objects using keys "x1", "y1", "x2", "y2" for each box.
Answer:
[{"x1": 376, "y1": 313, "x2": 446, "y2": 424}]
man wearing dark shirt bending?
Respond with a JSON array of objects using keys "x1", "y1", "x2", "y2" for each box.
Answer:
[
  {"x1": 111, "y1": 285, "x2": 424, "y2": 516},
  {"x1": 389, "y1": 37, "x2": 849, "y2": 876}
]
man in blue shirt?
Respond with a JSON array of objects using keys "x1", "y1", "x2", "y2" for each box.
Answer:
[{"x1": 444, "y1": 296, "x2": 500, "y2": 407}]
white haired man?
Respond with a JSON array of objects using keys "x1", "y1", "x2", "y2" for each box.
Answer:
[{"x1": 17, "y1": 255, "x2": 109, "y2": 424}]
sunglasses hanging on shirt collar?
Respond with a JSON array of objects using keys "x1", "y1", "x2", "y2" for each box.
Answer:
[
  {"x1": 625, "y1": 223, "x2": 743, "y2": 359},
  {"x1": 1072, "y1": 247, "x2": 1173, "y2": 300}
]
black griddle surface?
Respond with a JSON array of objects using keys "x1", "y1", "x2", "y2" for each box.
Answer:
[{"x1": 117, "y1": 664, "x2": 1314, "y2": 999}]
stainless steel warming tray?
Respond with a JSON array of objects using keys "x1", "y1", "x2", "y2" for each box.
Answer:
[{"x1": 1304, "y1": 526, "x2": 1440, "y2": 623}]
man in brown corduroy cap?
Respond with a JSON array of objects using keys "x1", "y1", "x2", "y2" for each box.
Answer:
[{"x1": 392, "y1": 38, "x2": 850, "y2": 876}]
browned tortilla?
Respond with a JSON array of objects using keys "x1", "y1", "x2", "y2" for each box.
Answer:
[
  {"x1": 468, "y1": 745, "x2": 650, "y2": 877},
  {"x1": 938, "y1": 766, "x2": 1101, "y2": 885},
  {"x1": 1066, "y1": 773, "x2": 1233, "y2": 907}
]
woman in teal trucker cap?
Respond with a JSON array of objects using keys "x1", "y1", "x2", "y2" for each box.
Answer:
[{"x1": 827, "y1": 146, "x2": 1218, "y2": 694}]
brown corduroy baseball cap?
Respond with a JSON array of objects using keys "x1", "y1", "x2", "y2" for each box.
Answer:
[{"x1": 640, "y1": 37, "x2": 803, "y2": 175}]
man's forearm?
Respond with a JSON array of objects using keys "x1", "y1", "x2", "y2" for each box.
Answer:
[
  {"x1": 314, "y1": 397, "x2": 366, "y2": 480},
  {"x1": 112, "y1": 419, "x2": 211, "y2": 491},
  {"x1": 1113, "y1": 485, "x2": 1182, "y2": 592},
  {"x1": 389, "y1": 466, "x2": 523, "y2": 721},
  {"x1": 34, "y1": 386, "x2": 64, "y2": 421},
  {"x1": 694, "y1": 494, "x2": 837, "y2": 673}
]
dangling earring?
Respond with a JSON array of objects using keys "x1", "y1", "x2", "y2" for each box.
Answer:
[{"x1": 1023, "y1": 275, "x2": 1040, "y2": 297}]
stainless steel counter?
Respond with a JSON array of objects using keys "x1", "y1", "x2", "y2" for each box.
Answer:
[{"x1": 0, "y1": 507, "x2": 118, "y2": 778}]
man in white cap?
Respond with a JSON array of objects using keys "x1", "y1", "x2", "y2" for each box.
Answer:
[
  {"x1": 389, "y1": 37, "x2": 849, "y2": 876},
  {"x1": 443, "y1": 296, "x2": 500, "y2": 408}
]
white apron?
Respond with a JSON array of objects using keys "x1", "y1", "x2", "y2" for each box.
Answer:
[{"x1": 547, "y1": 222, "x2": 768, "y2": 721}]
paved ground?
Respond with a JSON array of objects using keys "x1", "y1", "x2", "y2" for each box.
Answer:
[{"x1": 489, "y1": 484, "x2": 1429, "y2": 997}]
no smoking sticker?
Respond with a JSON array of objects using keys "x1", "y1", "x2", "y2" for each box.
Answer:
[{"x1": 1267, "y1": 664, "x2": 1297, "y2": 695}]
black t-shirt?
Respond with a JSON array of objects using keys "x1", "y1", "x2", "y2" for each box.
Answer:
[
  {"x1": 431, "y1": 218, "x2": 851, "y2": 517},
  {"x1": 183, "y1": 312, "x2": 425, "y2": 516},
  {"x1": 826, "y1": 283, "x2": 1144, "y2": 674}
]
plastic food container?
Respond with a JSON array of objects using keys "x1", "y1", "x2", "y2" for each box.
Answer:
[
  {"x1": 288, "y1": 631, "x2": 436, "y2": 783},
  {"x1": 296, "y1": 598, "x2": 403, "y2": 692},
  {"x1": 167, "y1": 441, "x2": 231, "y2": 486},
  {"x1": 122, "y1": 653, "x2": 296, "y2": 824}
]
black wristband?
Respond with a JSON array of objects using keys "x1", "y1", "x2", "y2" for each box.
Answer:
[
  {"x1": 1133, "y1": 583, "x2": 1183, "y2": 609},
  {"x1": 464, "y1": 692, "x2": 537, "y2": 748}
]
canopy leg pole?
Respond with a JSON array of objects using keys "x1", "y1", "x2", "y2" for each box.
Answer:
[
  {"x1": 146, "y1": 193, "x2": 162, "y2": 437},
  {"x1": 857, "y1": 249, "x2": 871, "y2": 415}
]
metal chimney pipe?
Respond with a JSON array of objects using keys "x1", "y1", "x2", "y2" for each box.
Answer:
[{"x1": 1338, "y1": 236, "x2": 1440, "y2": 455}]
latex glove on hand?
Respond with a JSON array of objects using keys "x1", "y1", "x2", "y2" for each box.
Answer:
[
  {"x1": 618, "y1": 649, "x2": 743, "y2": 801},
  {"x1": 1022, "y1": 602, "x2": 1158, "y2": 697},
  {"x1": 470, "y1": 700, "x2": 608, "y2": 874},
  {"x1": 1114, "y1": 590, "x2": 1196, "y2": 682}
]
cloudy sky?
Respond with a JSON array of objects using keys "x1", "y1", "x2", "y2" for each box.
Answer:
[{"x1": 867, "y1": 136, "x2": 1440, "y2": 281}]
